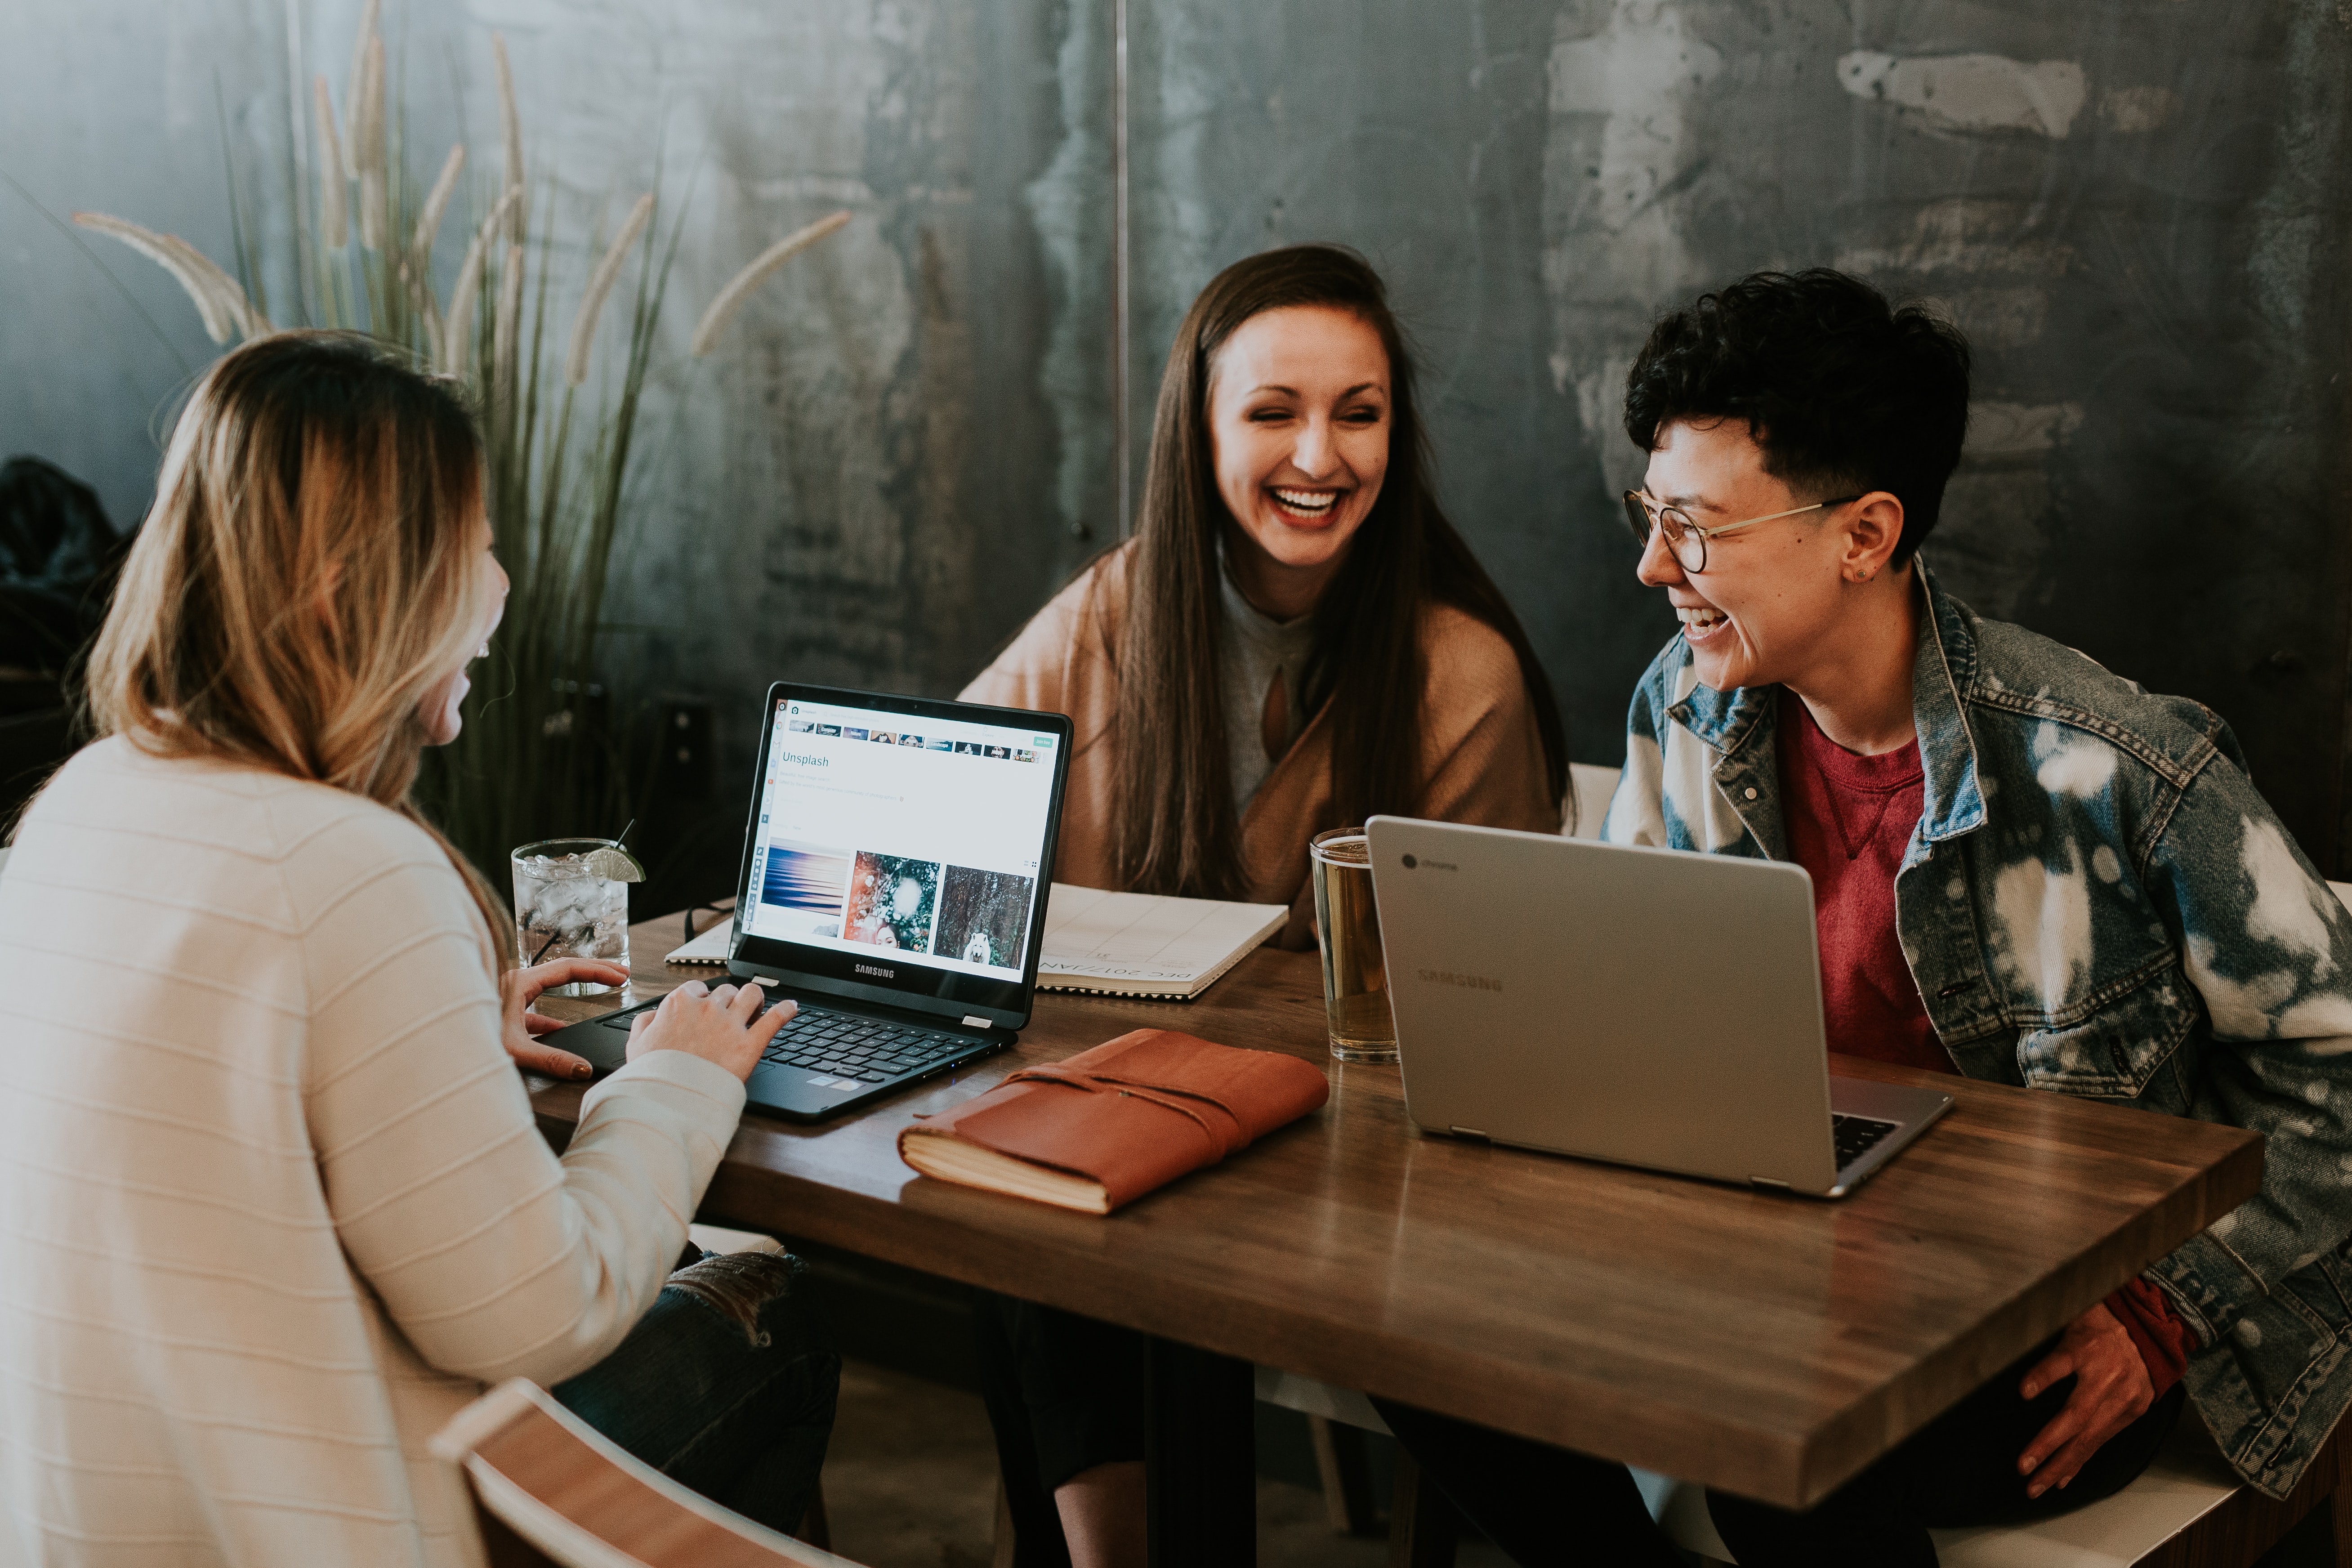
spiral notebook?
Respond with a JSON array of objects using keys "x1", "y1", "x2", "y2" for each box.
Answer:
[{"x1": 667, "y1": 884, "x2": 1285, "y2": 1001}]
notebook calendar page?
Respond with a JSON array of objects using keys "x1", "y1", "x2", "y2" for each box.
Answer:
[{"x1": 1040, "y1": 885, "x2": 1285, "y2": 984}]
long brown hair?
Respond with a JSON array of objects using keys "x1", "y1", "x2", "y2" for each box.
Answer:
[
  {"x1": 84, "y1": 331, "x2": 512, "y2": 960},
  {"x1": 1112, "y1": 245, "x2": 1567, "y2": 898}
]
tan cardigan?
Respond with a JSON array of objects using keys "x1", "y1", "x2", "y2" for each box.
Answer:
[{"x1": 962, "y1": 544, "x2": 1560, "y2": 948}]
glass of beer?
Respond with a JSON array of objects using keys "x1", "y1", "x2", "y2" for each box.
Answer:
[{"x1": 1310, "y1": 827, "x2": 1397, "y2": 1063}]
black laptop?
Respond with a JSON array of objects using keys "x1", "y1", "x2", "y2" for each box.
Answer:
[{"x1": 543, "y1": 683, "x2": 1073, "y2": 1121}]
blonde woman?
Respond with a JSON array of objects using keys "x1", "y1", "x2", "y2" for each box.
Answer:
[{"x1": 0, "y1": 334, "x2": 835, "y2": 1565}]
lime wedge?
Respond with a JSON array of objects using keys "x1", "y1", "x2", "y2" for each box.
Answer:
[{"x1": 583, "y1": 845, "x2": 646, "y2": 883}]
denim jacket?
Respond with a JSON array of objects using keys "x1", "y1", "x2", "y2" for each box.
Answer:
[{"x1": 1602, "y1": 564, "x2": 2352, "y2": 1498}]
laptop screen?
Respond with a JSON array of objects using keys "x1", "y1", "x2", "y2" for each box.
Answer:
[{"x1": 732, "y1": 689, "x2": 1069, "y2": 1017}]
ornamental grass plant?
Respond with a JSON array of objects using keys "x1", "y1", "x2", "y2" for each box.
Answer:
[{"x1": 69, "y1": 2, "x2": 846, "y2": 891}]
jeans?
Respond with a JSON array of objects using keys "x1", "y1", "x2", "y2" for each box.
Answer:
[
  {"x1": 1373, "y1": 1334, "x2": 2186, "y2": 1568},
  {"x1": 552, "y1": 1247, "x2": 840, "y2": 1534}
]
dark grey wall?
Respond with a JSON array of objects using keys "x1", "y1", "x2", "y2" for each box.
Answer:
[
  {"x1": 4, "y1": 0, "x2": 1112, "y2": 823},
  {"x1": 1124, "y1": 0, "x2": 2352, "y2": 869},
  {"x1": 9, "y1": 0, "x2": 2352, "y2": 868},
  {"x1": 1, "y1": 0, "x2": 290, "y2": 532}
]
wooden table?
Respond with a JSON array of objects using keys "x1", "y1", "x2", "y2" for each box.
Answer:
[{"x1": 532, "y1": 910, "x2": 2261, "y2": 1554}]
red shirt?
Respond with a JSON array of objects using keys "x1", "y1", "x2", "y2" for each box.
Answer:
[
  {"x1": 1775, "y1": 690, "x2": 1949, "y2": 1076},
  {"x1": 1774, "y1": 688, "x2": 2190, "y2": 1394}
]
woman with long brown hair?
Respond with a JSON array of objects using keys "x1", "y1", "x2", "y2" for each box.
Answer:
[
  {"x1": 962, "y1": 246, "x2": 1566, "y2": 1565},
  {"x1": 966, "y1": 242, "x2": 1565, "y2": 947},
  {"x1": 0, "y1": 334, "x2": 834, "y2": 1564}
]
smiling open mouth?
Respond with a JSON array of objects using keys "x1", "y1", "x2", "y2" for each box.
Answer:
[
  {"x1": 1270, "y1": 486, "x2": 1339, "y2": 520},
  {"x1": 1678, "y1": 605, "x2": 1727, "y2": 634}
]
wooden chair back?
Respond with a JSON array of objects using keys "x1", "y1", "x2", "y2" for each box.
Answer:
[{"x1": 431, "y1": 1378, "x2": 860, "y2": 1568}]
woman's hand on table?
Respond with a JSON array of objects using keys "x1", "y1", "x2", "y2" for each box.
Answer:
[
  {"x1": 502, "y1": 958, "x2": 631, "y2": 1080},
  {"x1": 628, "y1": 979, "x2": 796, "y2": 1082}
]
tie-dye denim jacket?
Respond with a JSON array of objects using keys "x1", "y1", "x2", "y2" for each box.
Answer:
[{"x1": 1602, "y1": 564, "x2": 2352, "y2": 1498}]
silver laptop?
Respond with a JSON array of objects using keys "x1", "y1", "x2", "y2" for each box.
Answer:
[{"x1": 1365, "y1": 818, "x2": 1952, "y2": 1198}]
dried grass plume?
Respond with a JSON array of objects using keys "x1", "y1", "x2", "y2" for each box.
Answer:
[
  {"x1": 688, "y1": 210, "x2": 850, "y2": 357},
  {"x1": 440, "y1": 188, "x2": 515, "y2": 375},
  {"x1": 312, "y1": 76, "x2": 348, "y2": 248},
  {"x1": 492, "y1": 241, "x2": 524, "y2": 438},
  {"x1": 563, "y1": 192, "x2": 654, "y2": 387},
  {"x1": 354, "y1": 36, "x2": 388, "y2": 251},
  {"x1": 413, "y1": 144, "x2": 465, "y2": 268},
  {"x1": 73, "y1": 213, "x2": 268, "y2": 343},
  {"x1": 492, "y1": 34, "x2": 524, "y2": 245},
  {"x1": 341, "y1": 0, "x2": 381, "y2": 179}
]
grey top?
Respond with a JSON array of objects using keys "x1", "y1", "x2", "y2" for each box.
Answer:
[{"x1": 1218, "y1": 564, "x2": 1319, "y2": 811}]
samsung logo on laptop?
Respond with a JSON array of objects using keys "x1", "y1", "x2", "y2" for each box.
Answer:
[
  {"x1": 1399, "y1": 853, "x2": 1458, "y2": 871},
  {"x1": 1419, "y1": 969, "x2": 1503, "y2": 993},
  {"x1": 854, "y1": 963, "x2": 895, "y2": 979}
]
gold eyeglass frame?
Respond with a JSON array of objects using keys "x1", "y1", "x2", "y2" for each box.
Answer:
[{"x1": 1622, "y1": 491, "x2": 1861, "y2": 573}]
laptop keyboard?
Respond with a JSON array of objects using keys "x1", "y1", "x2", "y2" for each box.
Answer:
[
  {"x1": 597, "y1": 989, "x2": 980, "y2": 1085},
  {"x1": 758, "y1": 1005, "x2": 981, "y2": 1083},
  {"x1": 1832, "y1": 1113, "x2": 1900, "y2": 1170}
]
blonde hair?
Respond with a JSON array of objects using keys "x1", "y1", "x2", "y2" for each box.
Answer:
[{"x1": 85, "y1": 331, "x2": 512, "y2": 961}]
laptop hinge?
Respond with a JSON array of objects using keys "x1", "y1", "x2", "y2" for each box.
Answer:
[
  {"x1": 1449, "y1": 1126, "x2": 1491, "y2": 1142},
  {"x1": 961, "y1": 1015, "x2": 993, "y2": 1030},
  {"x1": 1749, "y1": 1175, "x2": 1792, "y2": 1189}
]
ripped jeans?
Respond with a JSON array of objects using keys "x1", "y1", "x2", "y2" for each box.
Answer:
[{"x1": 552, "y1": 1246, "x2": 840, "y2": 1534}]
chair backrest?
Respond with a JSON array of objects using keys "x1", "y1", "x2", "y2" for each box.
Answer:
[
  {"x1": 431, "y1": 1378, "x2": 860, "y2": 1568},
  {"x1": 1567, "y1": 764, "x2": 1620, "y2": 841}
]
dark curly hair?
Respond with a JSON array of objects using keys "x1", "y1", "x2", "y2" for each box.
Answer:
[{"x1": 1622, "y1": 269, "x2": 1972, "y2": 565}]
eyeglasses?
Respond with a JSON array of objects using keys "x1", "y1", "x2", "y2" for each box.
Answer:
[{"x1": 1621, "y1": 491, "x2": 1861, "y2": 574}]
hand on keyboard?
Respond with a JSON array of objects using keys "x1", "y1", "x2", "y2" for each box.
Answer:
[{"x1": 626, "y1": 979, "x2": 798, "y2": 1083}]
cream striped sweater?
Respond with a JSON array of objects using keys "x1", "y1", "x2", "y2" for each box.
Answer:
[{"x1": 0, "y1": 738, "x2": 747, "y2": 1565}]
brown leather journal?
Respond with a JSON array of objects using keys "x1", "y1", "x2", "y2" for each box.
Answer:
[{"x1": 897, "y1": 1028, "x2": 1330, "y2": 1213}]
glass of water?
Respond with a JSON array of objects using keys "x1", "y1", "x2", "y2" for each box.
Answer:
[
  {"x1": 1310, "y1": 827, "x2": 1397, "y2": 1063},
  {"x1": 511, "y1": 838, "x2": 632, "y2": 996}
]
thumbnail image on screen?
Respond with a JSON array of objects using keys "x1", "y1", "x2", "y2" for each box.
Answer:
[
  {"x1": 759, "y1": 841, "x2": 852, "y2": 939},
  {"x1": 845, "y1": 852, "x2": 941, "y2": 952},
  {"x1": 934, "y1": 867, "x2": 1036, "y2": 969}
]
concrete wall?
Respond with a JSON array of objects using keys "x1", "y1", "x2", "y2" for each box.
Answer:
[
  {"x1": 8, "y1": 0, "x2": 2351, "y2": 867},
  {"x1": 2, "y1": 0, "x2": 1110, "y2": 767},
  {"x1": 1128, "y1": 0, "x2": 2352, "y2": 867}
]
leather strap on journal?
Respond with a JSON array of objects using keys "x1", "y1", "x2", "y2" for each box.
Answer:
[{"x1": 1000, "y1": 1061, "x2": 1252, "y2": 1161}]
